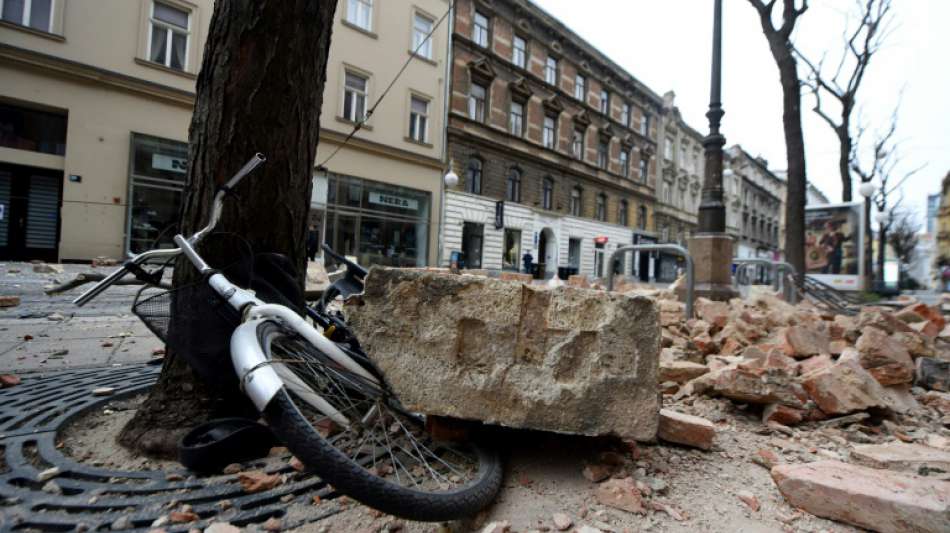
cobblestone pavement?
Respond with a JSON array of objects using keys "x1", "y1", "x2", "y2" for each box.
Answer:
[{"x1": 0, "y1": 262, "x2": 162, "y2": 373}]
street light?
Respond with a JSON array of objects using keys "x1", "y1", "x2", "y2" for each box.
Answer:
[
  {"x1": 436, "y1": 166, "x2": 459, "y2": 266},
  {"x1": 443, "y1": 168, "x2": 459, "y2": 189},
  {"x1": 858, "y1": 181, "x2": 876, "y2": 291}
]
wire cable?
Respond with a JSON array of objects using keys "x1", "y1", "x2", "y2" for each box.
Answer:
[{"x1": 318, "y1": 0, "x2": 456, "y2": 168}]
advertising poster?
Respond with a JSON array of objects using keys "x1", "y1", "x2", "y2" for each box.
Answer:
[{"x1": 804, "y1": 202, "x2": 864, "y2": 291}]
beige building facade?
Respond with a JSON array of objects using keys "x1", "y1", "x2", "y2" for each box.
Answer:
[{"x1": 0, "y1": 0, "x2": 449, "y2": 266}]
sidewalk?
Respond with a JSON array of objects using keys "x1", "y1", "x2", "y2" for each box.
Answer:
[{"x1": 0, "y1": 262, "x2": 161, "y2": 373}]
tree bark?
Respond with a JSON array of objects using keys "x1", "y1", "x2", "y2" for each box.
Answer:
[
  {"x1": 749, "y1": 0, "x2": 808, "y2": 281},
  {"x1": 837, "y1": 117, "x2": 852, "y2": 202},
  {"x1": 118, "y1": 0, "x2": 337, "y2": 458}
]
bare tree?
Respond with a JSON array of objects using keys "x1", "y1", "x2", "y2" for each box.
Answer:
[
  {"x1": 747, "y1": 0, "x2": 809, "y2": 279},
  {"x1": 118, "y1": 1, "x2": 338, "y2": 457},
  {"x1": 796, "y1": 0, "x2": 894, "y2": 202},
  {"x1": 888, "y1": 211, "x2": 920, "y2": 268}
]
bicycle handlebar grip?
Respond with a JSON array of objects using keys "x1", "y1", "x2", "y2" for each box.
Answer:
[{"x1": 72, "y1": 264, "x2": 129, "y2": 306}]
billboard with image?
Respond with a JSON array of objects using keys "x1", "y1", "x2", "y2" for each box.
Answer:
[{"x1": 804, "y1": 202, "x2": 865, "y2": 291}]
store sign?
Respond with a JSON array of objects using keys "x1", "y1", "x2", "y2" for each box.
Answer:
[
  {"x1": 152, "y1": 154, "x2": 188, "y2": 174},
  {"x1": 368, "y1": 191, "x2": 418, "y2": 211},
  {"x1": 594, "y1": 236, "x2": 609, "y2": 244},
  {"x1": 494, "y1": 201, "x2": 504, "y2": 229}
]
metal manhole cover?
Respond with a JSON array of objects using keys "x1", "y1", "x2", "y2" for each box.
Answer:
[{"x1": 0, "y1": 364, "x2": 340, "y2": 532}]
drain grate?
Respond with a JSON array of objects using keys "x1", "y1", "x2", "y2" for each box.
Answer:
[{"x1": 0, "y1": 364, "x2": 341, "y2": 531}]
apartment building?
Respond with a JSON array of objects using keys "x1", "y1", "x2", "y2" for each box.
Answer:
[
  {"x1": 0, "y1": 0, "x2": 449, "y2": 266},
  {"x1": 442, "y1": 0, "x2": 662, "y2": 279},
  {"x1": 1, "y1": 0, "x2": 212, "y2": 261},
  {"x1": 654, "y1": 91, "x2": 703, "y2": 281},
  {"x1": 725, "y1": 145, "x2": 786, "y2": 260}
]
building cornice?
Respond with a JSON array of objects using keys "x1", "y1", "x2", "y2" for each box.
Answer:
[{"x1": 0, "y1": 43, "x2": 196, "y2": 107}]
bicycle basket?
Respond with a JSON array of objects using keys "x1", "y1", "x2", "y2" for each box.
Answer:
[{"x1": 132, "y1": 282, "x2": 240, "y2": 345}]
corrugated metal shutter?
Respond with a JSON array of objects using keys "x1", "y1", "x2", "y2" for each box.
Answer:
[
  {"x1": 0, "y1": 172, "x2": 10, "y2": 248},
  {"x1": 25, "y1": 174, "x2": 60, "y2": 249}
]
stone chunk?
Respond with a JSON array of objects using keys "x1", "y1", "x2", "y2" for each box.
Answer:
[
  {"x1": 762, "y1": 403, "x2": 804, "y2": 426},
  {"x1": 711, "y1": 367, "x2": 804, "y2": 407},
  {"x1": 33, "y1": 263, "x2": 63, "y2": 274},
  {"x1": 916, "y1": 357, "x2": 950, "y2": 392},
  {"x1": 782, "y1": 325, "x2": 829, "y2": 358},
  {"x1": 0, "y1": 374, "x2": 21, "y2": 388},
  {"x1": 851, "y1": 442, "x2": 950, "y2": 474},
  {"x1": 855, "y1": 328, "x2": 914, "y2": 386},
  {"x1": 771, "y1": 460, "x2": 950, "y2": 533},
  {"x1": 0, "y1": 295, "x2": 20, "y2": 307},
  {"x1": 657, "y1": 409, "x2": 715, "y2": 450},
  {"x1": 346, "y1": 268, "x2": 660, "y2": 439},
  {"x1": 499, "y1": 272, "x2": 532, "y2": 283},
  {"x1": 800, "y1": 360, "x2": 887, "y2": 415},
  {"x1": 658, "y1": 361, "x2": 708, "y2": 384},
  {"x1": 695, "y1": 298, "x2": 730, "y2": 329},
  {"x1": 594, "y1": 477, "x2": 646, "y2": 514}
]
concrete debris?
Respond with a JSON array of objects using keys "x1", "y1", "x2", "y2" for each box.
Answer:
[
  {"x1": 771, "y1": 460, "x2": 950, "y2": 533},
  {"x1": 0, "y1": 374, "x2": 21, "y2": 388},
  {"x1": 854, "y1": 328, "x2": 914, "y2": 386},
  {"x1": 91, "y1": 256, "x2": 119, "y2": 267},
  {"x1": 236, "y1": 471, "x2": 282, "y2": 493},
  {"x1": 850, "y1": 442, "x2": 950, "y2": 474},
  {"x1": 916, "y1": 357, "x2": 949, "y2": 392},
  {"x1": 346, "y1": 267, "x2": 660, "y2": 440},
  {"x1": 657, "y1": 409, "x2": 715, "y2": 450},
  {"x1": 658, "y1": 360, "x2": 708, "y2": 384},
  {"x1": 0, "y1": 295, "x2": 20, "y2": 307},
  {"x1": 735, "y1": 490, "x2": 759, "y2": 512},
  {"x1": 800, "y1": 360, "x2": 888, "y2": 415},
  {"x1": 594, "y1": 477, "x2": 646, "y2": 514},
  {"x1": 36, "y1": 467, "x2": 61, "y2": 482},
  {"x1": 551, "y1": 512, "x2": 572, "y2": 531},
  {"x1": 33, "y1": 263, "x2": 64, "y2": 274},
  {"x1": 582, "y1": 463, "x2": 612, "y2": 483}
]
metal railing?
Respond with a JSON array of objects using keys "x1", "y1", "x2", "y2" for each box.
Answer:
[
  {"x1": 606, "y1": 244, "x2": 694, "y2": 318},
  {"x1": 732, "y1": 258, "x2": 798, "y2": 304}
]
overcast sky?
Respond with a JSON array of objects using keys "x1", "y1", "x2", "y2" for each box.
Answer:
[{"x1": 533, "y1": 0, "x2": 949, "y2": 226}]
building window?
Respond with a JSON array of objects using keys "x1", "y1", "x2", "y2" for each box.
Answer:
[
  {"x1": 664, "y1": 137, "x2": 674, "y2": 160},
  {"x1": 509, "y1": 101, "x2": 524, "y2": 137},
  {"x1": 512, "y1": 35, "x2": 527, "y2": 68},
  {"x1": 637, "y1": 205, "x2": 647, "y2": 230},
  {"x1": 542, "y1": 176, "x2": 554, "y2": 210},
  {"x1": 1, "y1": 0, "x2": 53, "y2": 32},
  {"x1": 619, "y1": 150, "x2": 629, "y2": 177},
  {"x1": 468, "y1": 82, "x2": 487, "y2": 122},
  {"x1": 503, "y1": 228, "x2": 522, "y2": 271},
  {"x1": 543, "y1": 115, "x2": 556, "y2": 149},
  {"x1": 128, "y1": 133, "x2": 189, "y2": 253},
  {"x1": 621, "y1": 103, "x2": 630, "y2": 127},
  {"x1": 599, "y1": 89, "x2": 609, "y2": 115},
  {"x1": 148, "y1": 2, "x2": 190, "y2": 71},
  {"x1": 466, "y1": 157, "x2": 482, "y2": 194},
  {"x1": 343, "y1": 71, "x2": 368, "y2": 122},
  {"x1": 661, "y1": 225, "x2": 670, "y2": 242},
  {"x1": 545, "y1": 55, "x2": 558, "y2": 85},
  {"x1": 473, "y1": 10, "x2": 489, "y2": 47},
  {"x1": 461, "y1": 221, "x2": 483, "y2": 269},
  {"x1": 572, "y1": 127, "x2": 584, "y2": 159},
  {"x1": 641, "y1": 112, "x2": 651, "y2": 137},
  {"x1": 574, "y1": 74, "x2": 586, "y2": 101},
  {"x1": 506, "y1": 168, "x2": 521, "y2": 202},
  {"x1": 639, "y1": 156, "x2": 649, "y2": 182},
  {"x1": 570, "y1": 187, "x2": 582, "y2": 216},
  {"x1": 412, "y1": 12, "x2": 434, "y2": 59},
  {"x1": 568, "y1": 238, "x2": 582, "y2": 269},
  {"x1": 597, "y1": 140, "x2": 608, "y2": 169},
  {"x1": 680, "y1": 143, "x2": 688, "y2": 168},
  {"x1": 409, "y1": 95, "x2": 429, "y2": 143},
  {"x1": 0, "y1": 102, "x2": 67, "y2": 155},
  {"x1": 619, "y1": 200, "x2": 629, "y2": 226},
  {"x1": 346, "y1": 0, "x2": 373, "y2": 31},
  {"x1": 595, "y1": 193, "x2": 607, "y2": 221},
  {"x1": 663, "y1": 182, "x2": 673, "y2": 203}
]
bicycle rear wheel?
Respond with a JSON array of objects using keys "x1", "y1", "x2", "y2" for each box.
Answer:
[{"x1": 254, "y1": 321, "x2": 503, "y2": 521}]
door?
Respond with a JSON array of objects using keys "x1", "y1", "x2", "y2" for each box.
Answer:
[
  {"x1": 0, "y1": 163, "x2": 63, "y2": 262},
  {"x1": 461, "y1": 222, "x2": 483, "y2": 269}
]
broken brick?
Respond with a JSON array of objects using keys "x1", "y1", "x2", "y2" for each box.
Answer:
[
  {"x1": 657, "y1": 409, "x2": 715, "y2": 450},
  {"x1": 594, "y1": 477, "x2": 645, "y2": 514}
]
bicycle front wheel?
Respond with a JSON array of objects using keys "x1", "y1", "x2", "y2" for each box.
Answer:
[{"x1": 254, "y1": 321, "x2": 503, "y2": 521}]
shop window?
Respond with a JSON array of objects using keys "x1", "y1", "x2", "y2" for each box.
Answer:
[
  {"x1": 412, "y1": 12, "x2": 434, "y2": 58},
  {"x1": 0, "y1": 103, "x2": 66, "y2": 155},
  {"x1": 148, "y1": 1, "x2": 191, "y2": 71},
  {"x1": 568, "y1": 238, "x2": 581, "y2": 269},
  {"x1": 1, "y1": 0, "x2": 53, "y2": 32},
  {"x1": 346, "y1": 0, "x2": 373, "y2": 31},
  {"x1": 127, "y1": 133, "x2": 188, "y2": 253},
  {"x1": 503, "y1": 228, "x2": 521, "y2": 271},
  {"x1": 343, "y1": 71, "x2": 368, "y2": 122},
  {"x1": 466, "y1": 157, "x2": 482, "y2": 194},
  {"x1": 462, "y1": 221, "x2": 483, "y2": 269},
  {"x1": 594, "y1": 241, "x2": 605, "y2": 278}
]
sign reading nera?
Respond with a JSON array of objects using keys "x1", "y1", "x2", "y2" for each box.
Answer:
[
  {"x1": 152, "y1": 154, "x2": 188, "y2": 174},
  {"x1": 368, "y1": 191, "x2": 418, "y2": 211}
]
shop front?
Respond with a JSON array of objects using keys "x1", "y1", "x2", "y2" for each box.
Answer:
[
  {"x1": 126, "y1": 133, "x2": 188, "y2": 254},
  {"x1": 321, "y1": 173, "x2": 430, "y2": 268}
]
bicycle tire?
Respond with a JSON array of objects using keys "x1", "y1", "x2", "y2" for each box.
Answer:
[{"x1": 255, "y1": 321, "x2": 504, "y2": 521}]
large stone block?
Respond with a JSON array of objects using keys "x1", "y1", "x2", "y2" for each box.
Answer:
[{"x1": 346, "y1": 267, "x2": 661, "y2": 440}]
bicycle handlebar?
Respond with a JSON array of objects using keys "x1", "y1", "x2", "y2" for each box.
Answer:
[{"x1": 73, "y1": 153, "x2": 266, "y2": 306}]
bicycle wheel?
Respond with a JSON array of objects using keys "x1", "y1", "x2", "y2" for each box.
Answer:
[{"x1": 254, "y1": 321, "x2": 503, "y2": 521}]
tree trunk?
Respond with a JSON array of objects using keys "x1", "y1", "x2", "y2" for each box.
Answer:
[
  {"x1": 118, "y1": 0, "x2": 337, "y2": 458},
  {"x1": 838, "y1": 119, "x2": 852, "y2": 203},
  {"x1": 877, "y1": 222, "x2": 887, "y2": 286}
]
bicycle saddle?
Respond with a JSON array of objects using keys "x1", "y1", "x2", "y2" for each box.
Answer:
[{"x1": 178, "y1": 417, "x2": 278, "y2": 473}]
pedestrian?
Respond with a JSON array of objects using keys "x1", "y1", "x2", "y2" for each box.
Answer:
[
  {"x1": 522, "y1": 251, "x2": 534, "y2": 275},
  {"x1": 942, "y1": 264, "x2": 950, "y2": 292},
  {"x1": 306, "y1": 224, "x2": 319, "y2": 262}
]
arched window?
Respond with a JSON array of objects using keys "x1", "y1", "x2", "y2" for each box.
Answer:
[
  {"x1": 570, "y1": 186, "x2": 582, "y2": 216},
  {"x1": 466, "y1": 157, "x2": 482, "y2": 194},
  {"x1": 619, "y1": 199, "x2": 629, "y2": 226},
  {"x1": 506, "y1": 167, "x2": 521, "y2": 202},
  {"x1": 637, "y1": 205, "x2": 647, "y2": 230},
  {"x1": 595, "y1": 193, "x2": 607, "y2": 221},
  {"x1": 542, "y1": 176, "x2": 554, "y2": 210}
]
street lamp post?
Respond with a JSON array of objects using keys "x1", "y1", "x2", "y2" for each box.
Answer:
[
  {"x1": 858, "y1": 181, "x2": 875, "y2": 292},
  {"x1": 685, "y1": 0, "x2": 737, "y2": 301},
  {"x1": 436, "y1": 166, "x2": 459, "y2": 267}
]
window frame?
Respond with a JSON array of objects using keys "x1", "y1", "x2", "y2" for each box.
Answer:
[
  {"x1": 542, "y1": 114, "x2": 557, "y2": 149},
  {"x1": 641, "y1": 112, "x2": 651, "y2": 137},
  {"x1": 512, "y1": 34, "x2": 527, "y2": 69},
  {"x1": 597, "y1": 139, "x2": 609, "y2": 170},
  {"x1": 408, "y1": 94, "x2": 430, "y2": 143},
  {"x1": 664, "y1": 136, "x2": 674, "y2": 161},
  {"x1": 637, "y1": 205, "x2": 647, "y2": 230},
  {"x1": 619, "y1": 149, "x2": 629, "y2": 177},
  {"x1": 472, "y1": 10, "x2": 490, "y2": 48},
  {"x1": 342, "y1": 69, "x2": 369, "y2": 123},
  {"x1": 599, "y1": 89, "x2": 609, "y2": 115},
  {"x1": 502, "y1": 228, "x2": 522, "y2": 271},
  {"x1": 542, "y1": 176, "x2": 554, "y2": 210},
  {"x1": 146, "y1": 1, "x2": 192, "y2": 71},
  {"x1": 574, "y1": 74, "x2": 586, "y2": 101},
  {"x1": 506, "y1": 167, "x2": 522, "y2": 203},
  {"x1": 572, "y1": 127, "x2": 585, "y2": 160},
  {"x1": 619, "y1": 199, "x2": 629, "y2": 226},
  {"x1": 468, "y1": 82, "x2": 488, "y2": 122},
  {"x1": 595, "y1": 192, "x2": 607, "y2": 222},
  {"x1": 570, "y1": 186, "x2": 583, "y2": 217},
  {"x1": 621, "y1": 102, "x2": 630, "y2": 127},
  {"x1": 0, "y1": 0, "x2": 55, "y2": 33},
  {"x1": 544, "y1": 55, "x2": 558, "y2": 85},
  {"x1": 411, "y1": 10, "x2": 435, "y2": 59},
  {"x1": 345, "y1": 0, "x2": 374, "y2": 32},
  {"x1": 639, "y1": 156, "x2": 649, "y2": 183},
  {"x1": 508, "y1": 100, "x2": 525, "y2": 137},
  {"x1": 466, "y1": 156, "x2": 483, "y2": 194}
]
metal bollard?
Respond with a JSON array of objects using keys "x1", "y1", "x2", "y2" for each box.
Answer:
[{"x1": 606, "y1": 244, "x2": 694, "y2": 319}]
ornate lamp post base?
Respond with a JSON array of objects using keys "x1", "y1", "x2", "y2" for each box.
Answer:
[{"x1": 685, "y1": 233, "x2": 739, "y2": 301}]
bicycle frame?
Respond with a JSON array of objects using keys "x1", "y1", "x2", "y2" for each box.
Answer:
[{"x1": 74, "y1": 154, "x2": 380, "y2": 417}]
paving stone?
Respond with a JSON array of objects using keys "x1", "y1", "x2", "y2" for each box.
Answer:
[{"x1": 850, "y1": 442, "x2": 950, "y2": 474}]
